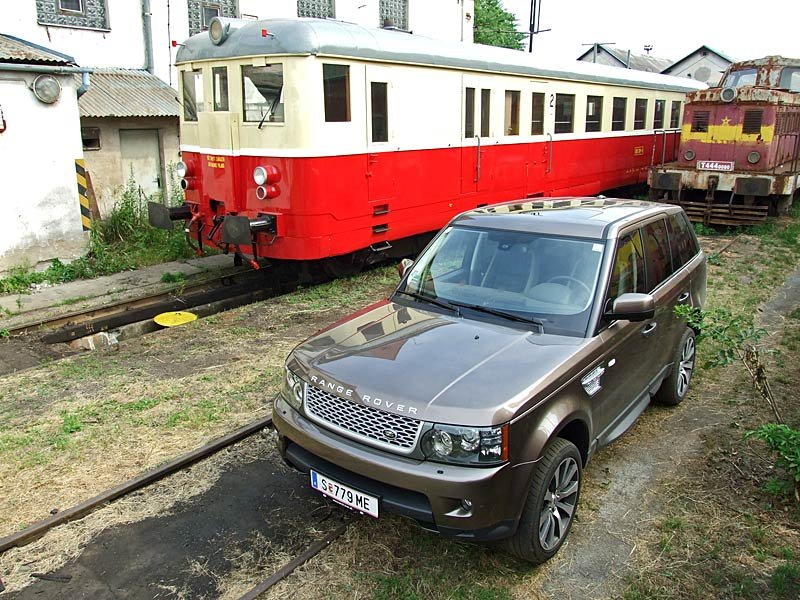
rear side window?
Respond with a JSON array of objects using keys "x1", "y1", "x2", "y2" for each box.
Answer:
[
  {"x1": 667, "y1": 212, "x2": 699, "y2": 267},
  {"x1": 643, "y1": 219, "x2": 675, "y2": 290},
  {"x1": 323, "y1": 64, "x2": 350, "y2": 122},
  {"x1": 606, "y1": 230, "x2": 646, "y2": 303},
  {"x1": 182, "y1": 69, "x2": 203, "y2": 121}
]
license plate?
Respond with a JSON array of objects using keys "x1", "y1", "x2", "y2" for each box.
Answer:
[{"x1": 310, "y1": 470, "x2": 379, "y2": 518}]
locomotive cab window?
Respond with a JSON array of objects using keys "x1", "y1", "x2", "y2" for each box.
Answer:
[
  {"x1": 612, "y1": 97, "x2": 627, "y2": 131},
  {"x1": 585, "y1": 95, "x2": 603, "y2": 132},
  {"x1": 371, "y1": 82, "x2": 388, "y2": 142},
  {"x1": 779, "y1": 68, "x2": 800, "y2": 92},
  {"x1": 531, "y1": 92, "x2": 544, "y2": 135},
  {"x1": 182, "y1": 69, "x2": 204, "y2": 122},
  {"x1": 554, "y1": 94, "x2": 575, "y2": 134},
  {"x1": 242, "y1": 64, "x2": 284, "y2": 123},
  {"x1": 212, "y1": 66, "x2": 229, "y2": 111},
  {"x1": 722, "y1": 68, "x2": 757, "y2": 89},
  {"x1": 465, "y1": 87, "x2": 475, "y2": 138},
  {"x1": 654, "y1": 99, "x2": 665, "y2": 129},
  {"x1": 634, "y1": 98, "x2": 647, "y2": 130},
  {"x1": 323, "y1": 64, "x2": 350, "y2": 122},
  {"x1": 505, "y1": 90, "x2": 520, "y2": 135}
]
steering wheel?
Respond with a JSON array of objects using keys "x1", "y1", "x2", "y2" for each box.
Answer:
[{"x1": 547, "y1": 276, "x2": 591, "y2": 297}]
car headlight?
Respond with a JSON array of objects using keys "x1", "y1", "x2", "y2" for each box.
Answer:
[
  {"x1": 283, "y1": 367, "x2": 305, "y2": 410},
  {"x1": 421, "y1": 423, "x2": 508, "y2": 465}
]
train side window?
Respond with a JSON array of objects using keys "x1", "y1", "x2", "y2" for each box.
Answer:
[
  {"x1": 779, "y1": 68, "x2": 800, "y2": 92},
  {"x1": 670, "y1": 101, "x2": 681, "y2": 128},
  {"x1": 323, "y1": 64, "x2": 350, "y2": 122},
  {"x1": 465, "y1": 87, "x2": 475, "y2": 138},
  {"x1": 585, "y1": 95, "x2": 603, "y2": 132},
  {"x1": 554, "y1": 93, "x2": 574, "y2": 134},
  {"x1": 654, "y1": 99, "x2": 665, "y2": 129},
  {"x1": 480, "y1": 89, "x2": 491, "y2": 137},
  {"x1": 212, "y1": 66, "x2": 229, "y2": 111},
  {"x1": 371, "y1": 82, "x2": 388, "y2": 142},
  {"x1": 634, "y1": 98, "x2": 647, "y2": 130},
  {"x1": 612, "y1": 97, "x2": 627, "y2": 131},
  {"x1": 243, "y1": 64, "x2": 284, "y2": 123},
  {"x1": 505, "y1": 90, "x2": 520, "y2": 135},
  {"x1": 182, "y1": 69, "x2": 204, "y2": 122},
  {"x1": 531, "y1": 92, "x2": 544, "y2": 135},
  {"x1": 643, "y1": 219, "x2": 675, "y2": 290}
]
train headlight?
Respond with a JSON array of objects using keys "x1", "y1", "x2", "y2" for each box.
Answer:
[
  {"x1": 747, "y1": 151, "x2": 761, "y2": 164},
  {"x1": 720, "y1": 87, "x2": 737, "y2": 103},
  {"x1": 683, "y1": 150, "x2": 696, "y2": 161},
  {"x1": 253, "y1": 165, "x2": 282, "y2": 186},
  {"x1": 208, "y1": 17, "x2": 231, "y2": 46},
  {"x1": 176, "y1": 161, "x2": 189, "y2": 178}
]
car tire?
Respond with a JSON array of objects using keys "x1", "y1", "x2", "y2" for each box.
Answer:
[
  {"x1": 654, "y1": 327, "x2": 696, "y2": 406},
  {"x1": 502, "y1": 437, "x2": 582, "y2": 564}
]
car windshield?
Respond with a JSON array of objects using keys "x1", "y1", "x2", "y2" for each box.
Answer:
[{"x1": 398, "y1": 226, "x2": 605, "y2": 337}]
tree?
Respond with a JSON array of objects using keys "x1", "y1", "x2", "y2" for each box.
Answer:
[{"x1": 474, "y1": 0, "x2": 525, "y2": 50}]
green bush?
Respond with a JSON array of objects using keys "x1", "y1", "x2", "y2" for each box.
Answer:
[{"x1": 746, "y1": 424, "x2": 800, "y2": 495}]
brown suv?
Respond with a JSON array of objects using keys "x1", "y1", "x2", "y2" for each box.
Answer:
[{"x1": 273, "y1": 198, "x2": 706, "y2": 563}]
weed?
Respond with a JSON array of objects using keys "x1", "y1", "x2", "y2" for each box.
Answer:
[
  {"x1": 693, "y1": 222, "x2": 717, "y2": 236},
  {"x1": 746, "y1": 424, "x2": 800, "y2": 497},
  {"x1": 57, "y1": 296, "x2": 90, "y2": 306},
  {"x1": 770, "y1": 562, "x2": 800, "y2": 599},
  {"x1": 161, "y1": 272, "x2": 187, "y2": 283},
  {"x1": 60, "y1": 411, "x2": 84, "y2": 434},
  {"x1": 0, "y1": 328, "x2": 9, "y2": 339}
]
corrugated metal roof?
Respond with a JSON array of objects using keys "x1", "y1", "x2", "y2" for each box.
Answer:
[
  {"x1": 0, "y1": 33, "x2": 75, "y2": 65},
  {"x1": 77, "y1": 68, "x2": 180, "y2": 118},
  {"x1": 577, "y1": 45, "x2": 672, "y2": 73}
]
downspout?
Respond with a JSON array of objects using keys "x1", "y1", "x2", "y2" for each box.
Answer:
[
  {"x1": 77, "y1": 70, "x2": 90, "y2": 97},
  {"x1": 142, "y1": 0, "x2": 154, "y2": 74}
]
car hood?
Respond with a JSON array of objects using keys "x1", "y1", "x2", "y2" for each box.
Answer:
[{"x1": 290, "y1": 300, "x2": 590, "y2": 426}]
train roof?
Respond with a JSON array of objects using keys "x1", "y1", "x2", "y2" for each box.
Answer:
[{"x1": 176, "y1": 18, "x2": 705, "y2": 94}]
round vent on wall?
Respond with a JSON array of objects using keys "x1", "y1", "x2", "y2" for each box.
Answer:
[{"x1": 694, "y1": 66, "x2": 712, "y2": 83}]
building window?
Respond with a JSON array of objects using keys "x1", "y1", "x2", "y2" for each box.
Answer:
[
  {"x1": 504, "y1": 91, "x2": 520, "y2": 136},
  {"x1": 212, "y1": 67, "x2": 229, "y2": 111},
  {"x1": 81, "y1": 127, "x2": 100, "y2": 151},
  {"x1": 371, "y1": 82, "x2": 388, "y2": 142},
  {"x1": 37, "y1": 0, "x2": 108, "y2": 30},
  {"x1": 323, "y1": 64, "x2": 350, "y2": 122},
  {"x1": 188, "y1": 0, "x2": 236, "y2": 35},
  {"x1": 634, "y1": 99, "x2": 647, "y2": 130},
  {"x1": 182, "y1": 69, "x2": 204, "y2": 122},
  {"x1": 379, "y1": 0, "x2": 408, "y2": 30},
  {"x1": 242, "y1": 64, "x2": 284, "y2": 123},
  {"x1": 298, "y1": 0, "x2": 335, "y2": 18},
  {"x1": 554, "y1": 94, "x2": 575, "y2": 134},
  {"x1": 480, "y1": 89, "x2": 491, "y2": 137},
  {"x1": 585, "y1": 95, "x2": 603, "y2": 132},
  {"x1": 531, "y1": 92, "x2": 544, "y2": 135},
  {"x1": 612, "y1": 97, "x2": 627, "y2": 131},
  {"x1": 654, "y1": 99, "x2": 665, "y2": 129},
  {"x1": 670, "y1": 101, "x2": 681, "y2": 128},
  {"x1": 465, "y1": 87, "x2": 475, "y2": 138},
  {"x1": 202, "y1": 4, "x2": 220, "y2": 29}
]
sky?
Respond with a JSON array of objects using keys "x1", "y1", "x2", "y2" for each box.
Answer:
[{"x1": 500, "y1": 0, "x2": 800, "y2": 63}]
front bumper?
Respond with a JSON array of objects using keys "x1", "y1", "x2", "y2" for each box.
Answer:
[{"x1": 272, "y1": 395, "x2": 534, "y2": 541}]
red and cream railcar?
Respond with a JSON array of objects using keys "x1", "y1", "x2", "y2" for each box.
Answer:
[{"x1": 149, "y1": 17, "x2": 703, "y2": 270}]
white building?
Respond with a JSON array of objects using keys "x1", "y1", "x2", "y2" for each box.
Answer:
[{"x1": 661, "y1": 46, "x2": 733, "y2": 87}]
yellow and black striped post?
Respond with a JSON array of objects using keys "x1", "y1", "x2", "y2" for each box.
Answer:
[{"x1": 76, "y1": 158, "x2": 91, "y2": 231}]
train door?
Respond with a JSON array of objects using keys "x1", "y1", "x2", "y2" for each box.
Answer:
[
  {"x1": 460, "y1": 76, "x2": 495, "y2": 196},
  {"x1": 365, "y1": 65, "x2": 396, "y2": 207},
  {"x1": 527, "y1": 84, "x2": 551, "y2": 196}
]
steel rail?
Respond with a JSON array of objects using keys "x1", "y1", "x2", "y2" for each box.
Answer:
[{"x1": 0, "y1": 416, "x2": 272, "y2": 553}]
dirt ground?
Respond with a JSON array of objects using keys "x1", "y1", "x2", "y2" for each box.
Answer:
[{"x1": 1, "y1": 224, "x2": 799, "y2": 599}]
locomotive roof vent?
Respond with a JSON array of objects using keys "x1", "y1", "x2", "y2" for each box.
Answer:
[{"x1": 720, "y1": 87, "x2": 737, "y2": 102}]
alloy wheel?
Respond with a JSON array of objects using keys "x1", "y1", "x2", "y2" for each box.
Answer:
[
  {"x1": 677, "y1": 335, "x2": 695, "y2": 397},
  {"x1": 538, "y1": 456, "x2": 579, "y2": 551}
]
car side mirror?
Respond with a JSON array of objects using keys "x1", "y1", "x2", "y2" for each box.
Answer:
[
  {"x1": 605, "y1": 293, "x2": 655, "y2": 322},
  {"x1": 397, "y1": 258, "x2": 414, "y2": 279}
]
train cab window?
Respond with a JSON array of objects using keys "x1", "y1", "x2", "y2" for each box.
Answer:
[
  {"x1": 554, "y1": 94, "x2": 574, "y2": 134},
  {"x1": 465, "y1": 87, "x2": 475, "y2": 138},
  {"x1": 612, "y1": 97, "x2": 627, "y2": 131},
  {"x1": 722, "y1": 68, "x2": 757, "y2": 89},
  {"x1": 480, "y1": 89, "x2": 491, "y2": 137},
  {"x1": 670, "y1": 101, "x2": 681, "y2": 128},
  {"x1": 182, "y1": 69, "x2": 204, "y2": 122},
  {"x1": 654, "y1": 99, "x2": 665, "y2": 129},
  {"x1": 585, "y1": 95, "x2": 603, "y2": 132},
  {"x1": 505, "y1": 90, "x2": 520, "y2": 135},
  {"x1": 323, "y1": 64, "x2": 351, "y2": 122},
  {"x1": 531, "y1": 92, "x2": 544, "y2": 135},
  {"x1": 212, "y1": 67, "x2": 229, "y2": 111},
  {"x1": 634, "y1": 99, "x2": 647, "y2": 130},
  {"x1": 242, "y1": 64, "x2": 284, "y2": 123},
  {"x1": 779, "y1": 68, "x2": 800, "y2": 92},
  {"x1": 371, "y1": 82, "x2": 388, "y2": 142}
]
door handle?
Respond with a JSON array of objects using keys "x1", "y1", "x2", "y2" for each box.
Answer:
[
  {"x1": 641, "y1": 322, "x2": 658, "y2": 336},
  {"x1": 677, "y1": 292, "x2": 690, "y2": 302}
]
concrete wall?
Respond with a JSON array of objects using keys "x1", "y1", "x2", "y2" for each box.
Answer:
[
  {"x1": 0, "y1": 70, "x2": 86, "y2": 273},
  {"x1": 81, "y1": 116, "x2": 180, "y2": 215}
]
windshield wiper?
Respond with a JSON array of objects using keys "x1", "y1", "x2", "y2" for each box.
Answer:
[
  {"x1": 394, "y1": 290, "x2": 460, "y2": 315},
  {"x1": 448, "y1": 301, "x2": 545, "y2": 331}
]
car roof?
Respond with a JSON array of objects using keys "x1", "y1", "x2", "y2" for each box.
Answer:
[{"x1": 452, "y1": 198, "x2": 679, "y2": 239}]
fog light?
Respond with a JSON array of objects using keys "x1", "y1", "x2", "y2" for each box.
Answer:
[
  {"x1": 747, "y1": 151, "x2": 761, "y2": 164},
  {"x1": 684, "y1": 149, "x2": 696, "y2": 161},
  {"x1": 460, "y1": 499, "x2": 473, "y2": 511}
]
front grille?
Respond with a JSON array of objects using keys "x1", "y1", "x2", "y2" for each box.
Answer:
[
  {"x1": 305, "y1": 385, "x2": 423, "y2": 453},
  {"x1": 743, "y1": 110, "x2": 763, "y2": 135},
  {"x1": 691, "y1": 111, "x2": 710, "y2": 132}
]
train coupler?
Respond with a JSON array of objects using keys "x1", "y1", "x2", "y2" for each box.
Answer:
[{"x1": 147, "y1": 202, "x2": 191, "y2": 230}]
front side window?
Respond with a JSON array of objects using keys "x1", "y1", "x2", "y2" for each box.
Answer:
[
  {"x1": 555, "y1": 94, "x2": 575, "y2": 134},
  {"x1": 242, "y1": 64, "x2": 284, "y2": 123},
  {"x1": 531, "y1": 92, "x2": 544, "y2": 135},
  {"x1": 643, "y1": 219, "x2": 675, "y2": 290},
  {"x1": 182, "y1": 69, "x2": 204, "y2": 122},
  {"x1": 606, "y1": 230, "x2": 645, "y2": 303},
  {"x1": 612, "y1": 97, "x2": 627, "y2": 131},
  {"x1": 670, "y1": 101, "x2": 681, "y2": 128},
  {"x1": 654, "y1": 99, "x2": 665, "y2": 129},
  {"x1": 505, "y1": 90, "x2": 520, "y2": 135},
  {"x1": 323, "y1": 64, "x2": 350, "y2": 122},
  {"x1": 212, "y1": 66, "x2": 229, "y2": 111},
  {"x1": 465, "y1": 87, "x2": 475, "y2": 138},
  {"x1": 634, "y1": 98, "x2": 647, "y2": 130},
  {"x1": 585, "y1": 95, "x2": 603, "y2": 132},
  {"x1": 401, "y1": 226, "x2": 604, "y2": 337},
  {"x1": 371, "y1": 82, "x2": 388, "y2": 142},
  {"x1": 480, "y1": 89, "x2": 491, "y2": 137}
]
